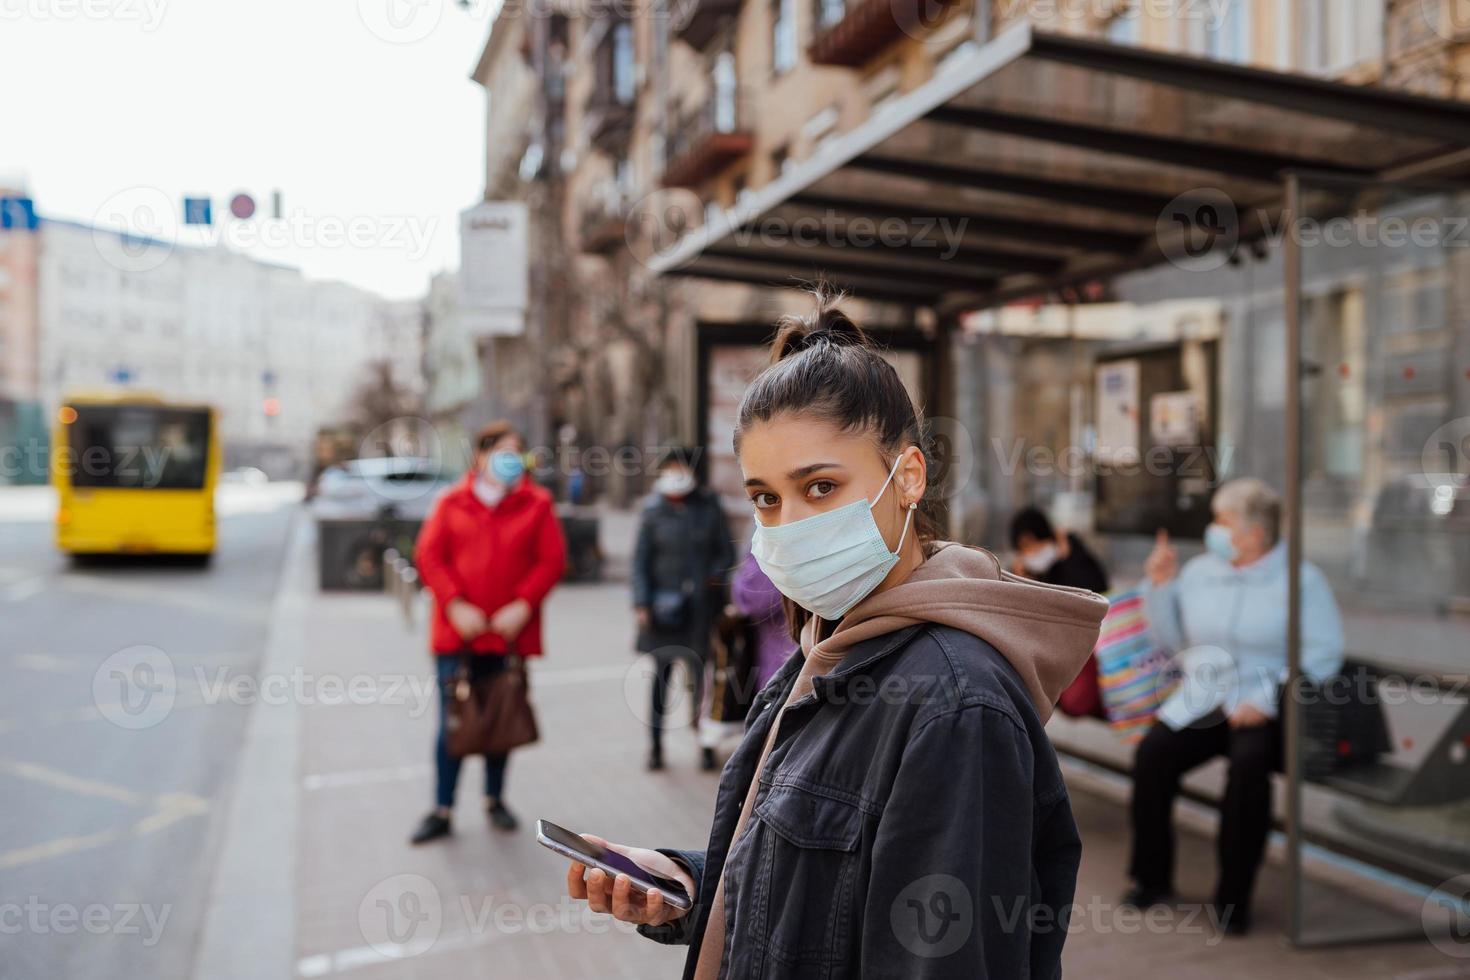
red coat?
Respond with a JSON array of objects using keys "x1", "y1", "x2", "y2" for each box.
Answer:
[{"x1": 414, "y1": 474, "x2": 566, "y2": 656}]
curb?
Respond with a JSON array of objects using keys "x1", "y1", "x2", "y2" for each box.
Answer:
[{"x1": 193, "y1": 513, "x2": 313, "y2": 978}]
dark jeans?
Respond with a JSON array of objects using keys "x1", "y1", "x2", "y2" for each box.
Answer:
[
  {"x1": 435, "y1": 655, "x2": 509, "y2": 810},
  {"x1": 1128, "y1": 711, "x2": 1282, "y2": 915},
  {"x1": 648, "y1": 647, "x2": 705, "y2": 752}
]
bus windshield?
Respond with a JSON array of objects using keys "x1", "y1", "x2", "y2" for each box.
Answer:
[{"x1": 67, "y1": 405, "x2": 212, "y2": 490}]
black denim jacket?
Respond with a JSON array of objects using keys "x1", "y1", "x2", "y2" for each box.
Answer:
[{"x1": 639, "y1": 623, "x2": 1081, "y2": 980}]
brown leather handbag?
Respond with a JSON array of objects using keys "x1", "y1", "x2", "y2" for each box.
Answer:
[{"x1": 444, "y1": 648, "x2": 539, "y2": 758}]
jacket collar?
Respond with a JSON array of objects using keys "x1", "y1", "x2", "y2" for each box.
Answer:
[
  {"x1": 459, "y1": 471, "x2": 531, "y2": 512},
  {"x1": 795, "y1": 624, "x2": 926, "y2": 707}
]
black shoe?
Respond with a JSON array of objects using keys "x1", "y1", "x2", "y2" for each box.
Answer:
[
  {"x1": 1120, "y1": 883, "x2": 1174, "y2": 909},
  {"x1": 647, "y1": 747, "x2": 664, "y2": 771},
  {"x1": 487, "y1": 800, "x2": 519, "y2": 832},
  {"x1": 701, "y1": 747, "x2": 718, "y2": 771},
  {"x1": 410, "y1": 811, "x2": 452, "y2": 845},
  {"x1": 1215, "y1": 903, "x2": 1251, "y2": 936}
]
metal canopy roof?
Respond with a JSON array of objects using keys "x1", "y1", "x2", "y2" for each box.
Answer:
[{"x1": 649, "y1": 23, "x2": 1470, "y2": 311}]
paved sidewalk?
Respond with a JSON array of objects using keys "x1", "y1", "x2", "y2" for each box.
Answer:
[{"x1": 242, "y1": 507, "x2": 1469, "y2": 979}]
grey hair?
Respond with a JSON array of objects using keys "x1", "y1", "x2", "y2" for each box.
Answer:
[{"x1": 1212, "y1": 477, "x2": 1281, "y2": 547}]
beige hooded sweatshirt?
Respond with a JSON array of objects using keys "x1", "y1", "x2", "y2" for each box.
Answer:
[{"x1": 692, "y1": 540, "x2": 1108, "y2": 980}]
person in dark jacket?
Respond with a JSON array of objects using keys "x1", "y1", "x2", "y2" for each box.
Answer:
[
  {"x1": 408, "y1": 421, "x2": 566, "y2": 844},
  {"x1": 632, "y1": 447, "x2": 735, "y2": 772},
  {"x1": 1009, "y1": 506, "x2": 1109, "y2": 594},
  {"x1": 566, "y1": 297, "x2": 1106, "y2": 979}
]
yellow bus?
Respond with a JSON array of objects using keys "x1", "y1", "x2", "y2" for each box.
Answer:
[{"x1": 52, "y1": 392, "x2": 221, "y2": 559}]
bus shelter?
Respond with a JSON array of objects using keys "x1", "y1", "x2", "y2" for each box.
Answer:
[{"x1": 651, "y1": 23, "x2": 1470, "y2": 946}]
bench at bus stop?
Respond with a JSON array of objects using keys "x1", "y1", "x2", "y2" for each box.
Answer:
[{"x1": 1047, "y1": 655, "x2": 1470, "y2": 863}]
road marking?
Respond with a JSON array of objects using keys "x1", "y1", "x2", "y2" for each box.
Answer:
[
  {"x1": 297, "y1": 927, "x2": 502, "y2": 977},
  {"x1": 14, "y1": 651, "x2": 77, "y2": 673},
  {"x1": 0, "y1": 759, "x2": 144, "y2": 804},
  {"x1": 302, "y1": 764, "x2": 431, "y2": 791},
  {"x1": 0, "y1": 760, "x2": 211, "y2": 870},
  {"x1": 0, "y1": 578, "x2": 45, "y2": 602}
]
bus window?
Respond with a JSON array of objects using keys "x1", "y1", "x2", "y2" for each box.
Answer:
[{"x1": 68, "y1": 406, "x2": 212, "y2": 490}]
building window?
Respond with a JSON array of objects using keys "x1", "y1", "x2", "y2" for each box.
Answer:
[
  {"x1": 1204, "y1": 0, "x2": 1251, "y2": 63},
  {"x1": 1300, "y1": 0, "x2": 1382, "y2": 74},
  {"x1": 714, "y1": 50, "x2": 739, "y2": 132},
  {"x1": 612, "y1": 21, "x2": 636, "y2": 105},
  {"x1": 1105, "y1": 3, "x2": 1138, "y2": 45},
  {"x1": 815, "y1": 0, "x2": 844, "y2": 31},
  {"x1": 772, "y1": 0, "x2": 796, "y2": 74}
]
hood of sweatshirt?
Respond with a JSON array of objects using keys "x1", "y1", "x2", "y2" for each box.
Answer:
[{"x1": 799, "y1": 540, "x2": 1109, "y2": 723}]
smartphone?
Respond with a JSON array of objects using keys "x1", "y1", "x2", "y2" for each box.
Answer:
[{"x1": 536, "y1": 819, "x2": 693, "y2": 911}]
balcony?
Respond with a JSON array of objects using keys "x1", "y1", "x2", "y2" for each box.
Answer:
[
  {"x1": 585, "y1": 18, "x2": 637, "y2": 153},
  {"x1": 670, "y1": 0, "x2": 741, "y2": 50},
  {"x1": 662, "y1": 92, "x2": 753, "y2": 188},
  {"x1": 579, "y1": 184, "x2": 629, "y2": 255},
  {"x1": 808, "y1": 0, "x2": 959, "y2": 67}
]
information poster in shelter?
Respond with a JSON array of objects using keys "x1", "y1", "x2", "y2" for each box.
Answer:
[{"x1": 1095, "y1": 359, "x2": 1141, "y2": 464}]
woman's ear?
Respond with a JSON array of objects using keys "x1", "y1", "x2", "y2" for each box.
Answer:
[{"x1": 897, "y1": 445, "x2": 927, "y2": 505}]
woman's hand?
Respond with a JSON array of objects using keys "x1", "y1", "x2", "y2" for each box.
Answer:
[
  {"x1": 565, "y1": 834, "x2": 693, "y2": 927},
  {"x1": 446, "y1": 598, "x2": 488, "y2": 640},
  {"x1": 489, "y1": 598, "x2": 532, "y2": 641},
  {"x1": 1144, "y1": 528, "x2": 1179, "y2": 587}
]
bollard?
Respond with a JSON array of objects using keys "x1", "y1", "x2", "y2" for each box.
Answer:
[{"x1": 400, "y1": 567, "x2": 419, "y2": 625}]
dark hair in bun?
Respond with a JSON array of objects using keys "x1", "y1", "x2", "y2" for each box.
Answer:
[{"x1": 735, "y1": 287, "x2": 939, "y2": 578}]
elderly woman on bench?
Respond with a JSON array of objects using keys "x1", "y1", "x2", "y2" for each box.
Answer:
[{"x1": 1124, "y1": 477, "x2": 1344, "y2": 936}]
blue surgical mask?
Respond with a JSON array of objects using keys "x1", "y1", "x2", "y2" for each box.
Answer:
[
  {"x1": 488, "y1": 450, "x2": 525, "y2": 484},
  {"x1": 749, "y1": 454, "x2": 916, "y2": 621},
  {"x1": 1204, "y1": 522, "x2": 1238, "y2": 562}
]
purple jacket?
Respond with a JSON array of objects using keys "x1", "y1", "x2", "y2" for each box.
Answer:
[{"x1": 730, "y1": 553, "x2": 794, "y2": 690}]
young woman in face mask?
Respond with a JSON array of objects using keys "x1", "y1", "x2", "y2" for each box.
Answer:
[
  {"x1": 565, "y1": 298, "x2": 1108, "y2": 979},
  {"x1": 409, "y1": 421, "x2": 566, "y2": 844}
]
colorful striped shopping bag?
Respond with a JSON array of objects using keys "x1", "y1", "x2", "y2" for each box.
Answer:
[{"x1": 1094, "y1": 586, "x2": 1178, "y2": 743}]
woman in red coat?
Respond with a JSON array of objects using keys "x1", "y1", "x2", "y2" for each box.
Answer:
[{"x1": 409, "y1": 421, "x2": 566, "y2": 844}]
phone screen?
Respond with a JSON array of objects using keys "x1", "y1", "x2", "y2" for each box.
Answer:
[{"x1": 538, "y1": 821, "x2": 691, "y2": 903}]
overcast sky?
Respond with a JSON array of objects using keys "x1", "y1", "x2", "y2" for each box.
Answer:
[{"x1": 0, "y1": 0, "x2": 497, "y2": 299}]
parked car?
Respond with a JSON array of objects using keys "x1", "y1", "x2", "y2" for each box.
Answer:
[{"x1": 309, "y1": 456, "x2": 454, "y2": 521}]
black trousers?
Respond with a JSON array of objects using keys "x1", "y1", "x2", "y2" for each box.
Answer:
[
  {"x1": 648, "y1": 647, "x2": 705, "y2": 751},
  {"x1": 1128, "y1": 712, "x2": 1282, "y2": 914}
]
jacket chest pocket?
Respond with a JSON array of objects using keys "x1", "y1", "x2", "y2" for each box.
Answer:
[{"x1": 745, "y1": 782, "x2": 863, "y2": 978}]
